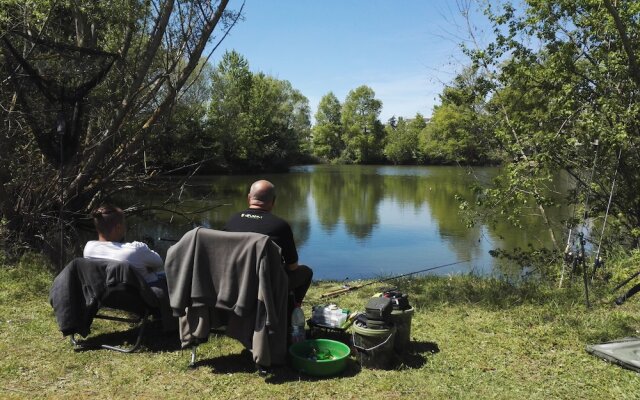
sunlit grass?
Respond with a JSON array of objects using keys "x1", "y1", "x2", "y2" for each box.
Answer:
[{"x1": 1, "y1": 255, "x2": 639, "y2": 399}]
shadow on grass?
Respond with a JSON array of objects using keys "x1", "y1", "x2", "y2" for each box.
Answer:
[
  {"x1": 71, "y1": 320, "x2": 181, "y2": 353},
  {"x1": 190, "y1": 349, "x2": 257, "y2": 374},
  {"x1": 395, "y1": 341, "x2": 440, "y2": 369},
  {"x1": 263, "y1": 359, "x2": 361, "y2": 384}
]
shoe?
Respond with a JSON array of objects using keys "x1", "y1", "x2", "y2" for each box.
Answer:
[
  {"x1": 256, "y1": 364, "x2": 271, "y2": 376},
  {"x1": 615, "y1": 296, "x2": 625, "y2": 306}
]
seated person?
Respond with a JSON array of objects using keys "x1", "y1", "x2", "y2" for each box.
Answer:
[
  {"x1": 84, "y1": 204, "x2": 174, "y2": 329},
  {"x1": 224, "y1": 180, "x2": 313, "y2": 306}
]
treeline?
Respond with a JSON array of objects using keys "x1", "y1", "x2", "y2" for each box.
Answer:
[
  {"x1": 148, "y1": 50, "x2": 500, "y2": 173},
  {"x1": 312, "y1": 80, "x2": 500, "y2": 166},
  {"x1": 148, "y1": 50, "x2": 312, "y2": 173}
]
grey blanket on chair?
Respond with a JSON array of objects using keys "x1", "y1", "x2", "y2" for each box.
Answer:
[{"x1": 164, "y1": 228, "x2": 288, "y2": 366}]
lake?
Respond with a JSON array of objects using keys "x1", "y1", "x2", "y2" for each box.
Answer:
[{"x1": 126, "y1": 164, "x2": 568, "y2": 281}]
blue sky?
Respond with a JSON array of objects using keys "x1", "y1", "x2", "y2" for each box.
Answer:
[{"x1": 214, "y1": 0, "x2": 492, "y2": 122}]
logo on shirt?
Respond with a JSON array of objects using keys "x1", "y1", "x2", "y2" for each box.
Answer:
[{"x1": 241, "y1": 213, "x2": 263, "y2": 220}]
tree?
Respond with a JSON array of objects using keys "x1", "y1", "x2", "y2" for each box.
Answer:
[
  {"x1": 206, "y1": 51, "x2": 311, "y2": 171},
  {"x1": 420, "y1": 67, "x2": 495, "y2": 165},
  {"x1": 462, "y1": 0, "x2": 640, "y2": 257},
  {"x1": 207, "y1": 50, "x2": 254, "y2": 169},
  {"x1": 311, "y1": 92, "x2": 343, "y2": 160},
  {"x1": 147, "y1": 60, "x2": 217, "y2": 171},
  {"x1": 341, "y1": 85, "x2": 384, "y2": 163},
  {"x1": 245, "y1": 73, "x2": 310, "y2": 171},
  {"x1": 384, "y1": 114, "x2": 425, "y2": 165},
  {"x1": 0, "y1": 0, "x2": 243, "y2": 261}
]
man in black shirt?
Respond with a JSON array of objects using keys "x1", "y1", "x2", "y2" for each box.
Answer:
[{"x1": 225, "y1": 180, "x2": 313, "y2": 305}]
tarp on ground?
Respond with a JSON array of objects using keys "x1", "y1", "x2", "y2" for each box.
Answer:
[{"x1": 586, "y1": 337, "x2": 640, "y2": 373}]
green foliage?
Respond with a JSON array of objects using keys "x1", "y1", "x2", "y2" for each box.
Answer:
[
  {"x1": 147, "y1": 60, "x2": 217, "y2": 171},
  {"x1": 341, "y1": 85, "x2": 385, "y2": 164},
  {"x1": 419, "y1": 67, "x2": 497, "y2": 165},
  {"x1": 383, "y1": 114, "x2": 425, "y2": 165},
  {"x1": 0, "y1": 0, "x2": 242, "y2": 258},
  {"x1": 457, "y1": 0, "x2": 640, "y2": 254},
  {"x1": 206, "y1": 50, "x2": 311, "y2": 172},
  {"x1": 311, "y1": 92, "x2": 343, "y2": 160}
]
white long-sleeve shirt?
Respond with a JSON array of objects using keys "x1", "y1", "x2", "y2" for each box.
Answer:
[{"x1": 83, "y1": 240, "x2": 163, "y2": 283}]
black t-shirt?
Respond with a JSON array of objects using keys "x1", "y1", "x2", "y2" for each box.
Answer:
[{"x1": 224, "y1": 209, "x2": 299, "y2": 265}]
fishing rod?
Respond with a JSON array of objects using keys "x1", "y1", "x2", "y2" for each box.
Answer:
[
  {"x1": 592, "y1": 147, "x2": 623, "y2": 277},
  {"x1": 320, "y1": 259, "x2": 472, "y2": 299},
  {"x1": 612, "y1": 270, "x2": 640, "y2": 293},
  {"x1": 57, "y1": 113, "x2": 66, "y2": 270}
]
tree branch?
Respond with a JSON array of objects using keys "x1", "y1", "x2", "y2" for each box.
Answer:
[{"x1": 603, "y1": 0, "x2": 640, "y2": 87}]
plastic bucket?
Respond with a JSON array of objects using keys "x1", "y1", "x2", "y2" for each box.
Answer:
[
  {"x1": 352, "y1": 322, "x2": 396, "y2": 369},
  {"x1": 390, "y1": 307, "x2": 414, "y2": 352},
  {"x1": 289, "y1": 339, "x2": 351, "y2": 377}
]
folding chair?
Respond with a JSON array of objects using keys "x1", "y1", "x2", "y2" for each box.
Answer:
[
  {"x1": 164, "y1": 228, "x2": 289, "y2": 369},
  {"x1": 50, "y1": 258, "x2": 161, "y2": 353},
  {"x1": 69, "y1": 283, "x2": 155, "y2": 353}
]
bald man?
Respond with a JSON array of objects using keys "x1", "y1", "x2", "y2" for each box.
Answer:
[{"x1": 224, "y1": 180, "x2": 313, "y2": 305}]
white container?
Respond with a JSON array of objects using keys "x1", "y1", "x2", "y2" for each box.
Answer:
[{"x1": 311, "y1": 304, "x2": 349, "y2": 328}]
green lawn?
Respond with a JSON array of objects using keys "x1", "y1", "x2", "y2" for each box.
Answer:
[{"x1": 1, "y1": 254, "x2": 639, "y2": 399}]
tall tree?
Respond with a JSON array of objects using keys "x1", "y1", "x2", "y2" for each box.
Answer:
[
  {"x1": 246, "y1": 73, "x2": 310, "y2": 171},
  {"x1": 0, "y1": 0, "x2": 243, "y2": 261},
  {"x1": 311, "y1": 92, "x2": 343, "y2": 160},
  {"x1": 208, "y1": 50, "x2": 253, "y2": 168},
  {"x1": 341, "y1": 85, "x2": 384, "y2": 163}
]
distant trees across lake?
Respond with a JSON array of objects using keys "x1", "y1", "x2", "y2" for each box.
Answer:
[{"x1": 146, "y1": 50, "x2": 499, "y2": 174}]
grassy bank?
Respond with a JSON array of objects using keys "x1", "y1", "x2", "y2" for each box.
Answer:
[{"x1": 1, "y1": 254, "x2": 639, "y2": 399}]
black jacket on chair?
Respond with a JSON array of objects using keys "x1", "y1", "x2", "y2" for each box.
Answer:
[{"x1": 49, "y1": 258, "x2": 159, "y2": 337}]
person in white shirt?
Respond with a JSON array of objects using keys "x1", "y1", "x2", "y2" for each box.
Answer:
[
  {"x1": 83, "y1": 204, "x2": 164, "y2": 286},
  {"x1": 83, "y1": 204, "x2": 177, "y2": 331}
]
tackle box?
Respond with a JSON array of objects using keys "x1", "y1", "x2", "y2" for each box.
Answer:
[{"x1": 364, "y1": 296, "x2": 392, "y2": 321}]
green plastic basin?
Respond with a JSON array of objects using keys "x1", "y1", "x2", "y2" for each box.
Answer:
[{"x1": 289, "y1": 339, "x2": 351, "y2": 376}]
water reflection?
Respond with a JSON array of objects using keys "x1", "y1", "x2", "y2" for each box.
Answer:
[{"x1": 123, "y1": 165, "x2": 568, "y2": 280}]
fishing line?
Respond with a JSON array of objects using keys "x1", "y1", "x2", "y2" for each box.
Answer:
[
  {"x1": 318, "y1": 259, "x2": 472, "y2": 299},
  {"x1": 593, "y1": 147, "x2": 623, "y2": 272}
]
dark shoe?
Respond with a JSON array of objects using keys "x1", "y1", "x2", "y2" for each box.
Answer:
[
  {"x1": 256, "y1": 364, "x2": 272, "y2": 376},
  {"x1": 615, "y1": 296, "x2": 625, "y2": 306}
]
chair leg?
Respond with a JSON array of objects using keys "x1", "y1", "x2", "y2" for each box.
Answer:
[
  {"x1": 189, "y1": 345, "x2": 198, "y2": 368},
  {"x1": 70, "y1": 334, "x2": 82, "y2": 349},
  {"x1": 69, "y1": 310, "x2": 150, "y2": 353},
  {"x1": 100, "y1": 313, "x2": 148, "y2": 353}
]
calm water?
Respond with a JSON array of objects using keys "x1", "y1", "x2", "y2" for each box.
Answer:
[{"x1": 126, "y1": 165, "x2": 568, "y2": 280}]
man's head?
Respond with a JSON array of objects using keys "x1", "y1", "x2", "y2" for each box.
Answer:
[
  {"x1": 92, "y1": 204, "x2": 126, "y2": 242},
  {"x1": 248, "y1": 180, "x2": 276, "y2": 211}
]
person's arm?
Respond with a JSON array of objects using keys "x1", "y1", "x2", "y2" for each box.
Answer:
[
  {"x1": 129, "y1": 241, "x2": 163, "y2": 271},
  {"x1": 287, "y1": 262, "x2": 299, "y2": 271}
]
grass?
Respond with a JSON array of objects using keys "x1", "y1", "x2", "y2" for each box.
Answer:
[{"x1": 1, "y1": 253, "x2": 640, "y2": 399}]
